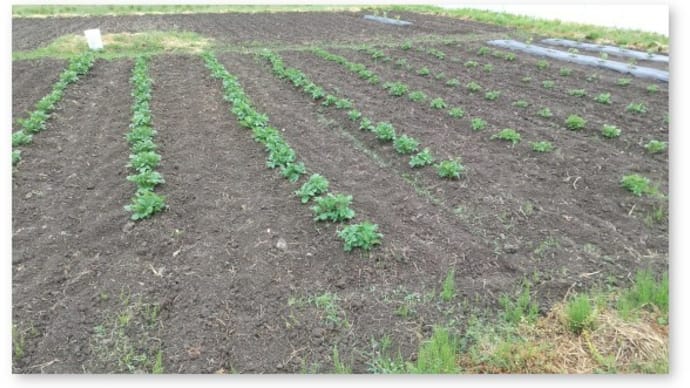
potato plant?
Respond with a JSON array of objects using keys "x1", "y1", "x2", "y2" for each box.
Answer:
[
  {"x1": 12, "y1": 131, "x2": 33, "y2": 147},
  {"x1": 484, "y1": 90, "x2": 501, "y2": 101},
  {"x1": 645, "y1": 140, "x2": 667, "y2": 154},
  {"x1": 409, "y1": 148, "x2": 434, "y2": 168},
  {"x1": 126, "y1": 170, "x2": 165, "y2": 192},
  {"x1": 537, "y1": 107, "x2": 553, "y2": 118},
  {"x1": 295, "y1": 174, "x2": 329, "y2": 203},
  {"x1": 565, "y1": 115, "x2": 587, "y2": 130},
  {"x1": 626, "y1": 102, "x2": 648, "y2": 114},
  {"x1": 408, "y1": 91, "x2": 427, "y2": 102},
  {"x1": 339, "y1": 222, "x2": 383, "y2": 252},
  {"x1": 124, "y1": 190, "x2": 167, "y2": 221},
  {"x1": 347, "y1": 109, "x2": 362, "y2": 121},
  {"x1": 394, "y1": 134, "x2": 419, "y2": 154},
  {"x1": 466, "y1": 81, "x2": 481, "y2": 93},
  {"x1": 620, "y1": 174, "x2": 655, "y2": 196},
  {"x1": 568, "y1": 89, "x2": 587, "y2": 97},
  {"x1": 281, "y1": 161, "x2": 306, "y2": 183},
  {"x1": 471, "y1": 118, "x2": 487, "y2": 131},
  {"x1": 448, "y1": 107, "x2": 465, "y2": 118},
  {"x1": 12, "y1": 150, "x2": 21, "y2": 166},
  {"x1": 542, "y1": 80, "x2": 555, "y2": 89},
  {"x1": 436, "y1": 159, "x2": 465, "y2": 179},
  {"x1": 374, "y1": 122, "x2": 396, "y2": 141},
  {"x1": 491, "y1": 128, "x2": 521, "y2": 145},
  {"x1": 601, "y1": 124, "x2": 621, "y2": 138},
  {"x1": 594, "y1": 92, "x2": 612, "y2": 104},
  {"x1": 430, "y1": 98, "x2": 447, "y2": 109},
  {"x1": 311, "y1": 193, "x2": 356, "y2": 222},
  {"x1": 417, "y1": 67, "x2": 430, "y2": 76},
  {"x1": 531, "y1": 141, "x2": 554, "y2": 152},
  {"x1": 384, "y1": 81, "x2": 408, "y2": 97},
  {"x1": 445, "y1": 78, "x2": 460, "y2": 87}
]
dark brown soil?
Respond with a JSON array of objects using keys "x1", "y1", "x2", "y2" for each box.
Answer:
[
  {"x1": 12, "y1": 11, "x2": 668, "y2": 374},
  {"x1": 12, "y1": 58, "x2": 66, "y2": 127},
  {"x1": 12, "y1": 10, "x2": 507, "y2": 51}
]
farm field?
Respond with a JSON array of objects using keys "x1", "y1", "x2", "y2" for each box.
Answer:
[{"x1": 11, "y1": 6, "x2": 669, "y2": 374}]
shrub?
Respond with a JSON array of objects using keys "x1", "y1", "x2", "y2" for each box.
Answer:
[
  {"x1": 373, "y1": 122, "x2": 396, "y2": 141},
  {"x1": 448, "y1": 107, "x2": 465, "y2": 118},
  {"x1": 124, "y1": 190, "x2": 166, "y2": 220},
  {"x1": 645, "y1": 140, "x2": 667, "y2": 154},
  {"x1": 417, "y1": 67, "x2": 430, "y2": 76},
  {"x1": 295, "y1": 174, "x2": 329, "y2": 203},
  {"x1": 537, "y1": 107, "x2": 553, "y2": 118},
  {"x1": 311, "y1": 193, "x2": 355, "y2": 222},
  {"x1": 436, "y1": 159, "x2": 465, "y2": 179},
  {"x1": 565, "y1": 114, "x2": 586, "y2": 130},
  {"x1": 594, "y1": 93, "x2": 612, "y2": 104},
  {"x1": 408, "y1": 90, "x2": 427, "y2": 102},
  {"x1": 338, "y1": 222, "x2": 382, "y2": 252},
  {"x1": 409, "y1": 148, "x2": 434, "y2": 168},
  {"x1": 394, "y1": 134, "x2": 419, "y2": 154},
  {"x1": 491, "y1": 128, "x2": 521, "y2": 145},
  {"x1": 471, "y1": 118, "x2": 487, "y2": 131},
  {"x1": 531, "y1": 141, "x2": 554, "y2": 152},
  {"x1": 430, "y1": 98, "x2": 447, "y2": 109},
  {"x1": 601, "y1": 124, "x2": 621, "y2": 138},
  {"x1": 620, "y1": 174, "x2": 654, "y2": 196}
]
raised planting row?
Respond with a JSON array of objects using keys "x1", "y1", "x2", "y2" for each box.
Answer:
[
  {"x1": 12, "y1": 51, "x2": 95, "y2": 166},
  {"x1": 202, "y1": 51, "x2": 382, "y2": 252},
  {"x1": 357, "y1": 43, "x2": 667, "y2": 156},
  {"x1": 123, "y1": 56, "x2": 167, "y2": 220},
  {"x1": 262, "y1": 48, "x2": 465, "y2": 180}
]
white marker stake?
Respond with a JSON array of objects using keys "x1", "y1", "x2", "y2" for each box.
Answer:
[{"x1": 84, "y1": 29, "x2": 103, "y2": 50}]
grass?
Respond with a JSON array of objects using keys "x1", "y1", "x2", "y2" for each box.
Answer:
[
  {"x1": 409, "y1": 327, "x2": 459, "y2": 373},
  {"x1": 440, "y1": 269, "x2": 455, "y2": 302},
  {"x1": 14, "y1": 31, "x2": 212, "y2": 60},
  {"x1": 499, "y1": 283, "x2": 539, "y2": 325},
  {"x1": 617, "y1": 270, "x2": 669, "y2": 321},
  {"x1": 565, "y1": 294, "x2": 595, "y2": 334},
  {"x1": 311, "y1": 292, "x2": 348, "y2": 327}
]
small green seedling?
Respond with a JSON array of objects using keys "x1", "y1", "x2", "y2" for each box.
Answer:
[
  {"x1": 601, "y1": 124, "x2": 621, "y2": 138},
  {"x1": 436, "y1": 159, "x2": 465, "y2": 179},
  {"x1": 626, "y1": 102, "x2": 647, "y2": 114},
  {"x1": 466, "y1": 81, "x2": 481, "y2": 93},
  {"x1": 531, "y1": 141, "x2": 553, "y2": 152},
  {"x1": 559, "y1": 67, "x2": 572, "y2": 76},
  {"x1": 408, "y1": 91, "x2": 427, "y2": 102},
  {"x1": 347, "y1": 109, "x2": 362, "y2": 121},
  {"x1": 445, "y1": 78, "x2": 460, "y2": 87},
  {"x1": 542, "y1": 80, "x2": 555, "y2": 89},
  {"x1": 338, "y1": 221, "x2": 382, "y2": 252},
  {"x1": 374, "y1": 122, "x2": 396, "y2": 141},
  {"x1": 646, "y1": 84, "x2": 660, "y2": 94},
  {"x1": 477, "y1": 46, "x2": 490, "y2": 55},
  {"x1": 513, "y1": 100, "x2": 528, "y2": 108},
  {"x1": 485, "y1": 90, "x2": 501, "y2": 101},
  {"x1": 448, "y1": 107, "x2": 465, "y2": 118},
  {"x1": 409, "y1": 148, "x2": 434, "y2": 168},
  {"x1": 568, "y1": 89, "x2": 587, "y2": 97},
  {"x1": 594, "y1": 92, "x2": 612, "y2": 104},
  {"x1": 491, "y1": 128, "x2": 521, "y2": 144},
  {"x1": 417, "y1": 67, "x2": 430, "y2": 76},
  {"x1": 430, "y1": 98, "x2": 447, "y2": 109},
  {"x1": 471, "y1": 118, "x2": 487, "y2": 131},
  {"x1": 359, "y1": 117, "x2": 374, "y2": 131},
  {"x1": 537, "y1": 107, "x2": 553, "y2": 118},
  {"x1": 644, "y1": 140, "x2": 667, "y2": 154}
]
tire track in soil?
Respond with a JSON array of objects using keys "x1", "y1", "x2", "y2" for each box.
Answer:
[
  {"x1": 12, "y1": 58, "x2": 67, "y2": 127},
  {"x1": 12, "y1": 59, "x2": 146, "y2": 373},
  {"x1": 278, "y1": 49, "x2": 667, "y2": 268}
]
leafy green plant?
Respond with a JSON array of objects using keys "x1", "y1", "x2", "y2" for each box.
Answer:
[
  {"x1": 616, "y1": 77, "x2": 632, "y2": 86},
  {"x1": 477, "y1": 46, "x2": 490, "y2": 55},
  {"x1": 531, "y1": 141, "x2": 553, "y2": 152},
  {"x1": 594, "y1": 92, "x2": 612, "y2": 104},
  {"x1": 347, "y1": 109, "x2": 362, "y2": 121},
  {"x1": 417, "y1": 67, "x2": 430, "y2": 76},
  {"x1": 521, "y1": 76, "x2": 532, "y2": 83},
  {"x1": 395, "y1": 57, "x2": 409, "y2": 69},
  {"x1": 440, "y1": 269, "x2": 455, "y2": 302},
  {"x1": 436, "y1": 159, "x2": 465, "y2": 179},
  {"x1": 126, "y1": 170, "x2": 165, "y2": 192},
  {"x1": 311, "y1": 193, "x2": 355, "y2": 222},
  {"x1": 445, "y1": 78, "x2": 460, "y2": 87},
  {"x1": 407, "y1": 90, "x2": 427, "y2": 102},
  {"x1": 484, "y1": 90, "x2": 501, "y2": 101},
  {"x1": 434, "y1": 72, "x2": 446, "y2": 80},
  {"x1": 536, "y1": 59, "x2": 550, "y2": 70},
  {"x1": 400, "y1": 40, "x2": 412, "y2": 50},
  {"x1": 409, "y1": 148, "x2": 434, "y2": 168},
  {"x1": 565, "y1": 114, "x2": 586, "y2": 130},
  {"x1": 601, "y1": 124, "x2": 621, "y2": 138},
  {"x1": 559, "y1": 67, "x2": 572, "y2": 76},
  {"x1": 384, "y1": 81, "x2": 409, "y2": 97},
  {"x1": 12, "y1": 150, "x2": 21, "y2": 166},
  {"x1": 448, "y1": 107, "x2": 465, "y2": 118},
  {"x1": 483, "y1": 63, "x2": 493, "y2": 73},
  {"x1": 335, "y1": 98, "x2": 352, "y2": 109},
  {"x1": 568, "y1": 89, "x2": 587, "y2": 97},
  {"x1": 338, "y1": 221, "x2": 382, "y2": 252},
  {"x1": 373, "y1": 122, "x2": 396, "y2": 141},
  {"x1": 464, "y1": 60, "x2": 478, "y2": 68},
  {"x1": 12, "y1": 131, "x2": 33, "y2": 147},
  {"x1": 646, "y1": 84, "x2": 659, "y2": 94},
  {"x1": 620, "y1": 174, "x2": 655, "y2": 196},
  {"x1": 542, "y1": 80, "x2": 555, "y2": 89},
  {"x1": 295, "y1": 174, "x2": 329, "y2": 203},
  {"x1": 644, "y1": 140, "x2": 667, "y2": 154},
  {"x1": 511, "y1": 100, "x2": 528, "y2": 109},
  {"x1": 471, "y1": 118, "x2": 487, "y2": 131},
  {"x1": 281, "y1": 161, "x2": 306, "y2": 182},
  {"x1": 128, "y1": 151, "x2": 161, "y2": 172},
  {"x1": 18, "y1": 111, "x2": 48, "y2": 134},
  {"x1": 359, "y1": 117, "x2": 374, "y2": 131},
  {"x1": 394, "y1": 134, "x2": 419, "y2": 154},
  {"x1": 500, "y1": 283, "x2": 539, "y2": 324},
  {"x1": 124, "y1": 190, "x2": 166, "y2": 220},
  {"x1": 491, "y1": 128, "x2": 521, "y2": 144},
  {"x1": 428, "y1": 48, "x2": 445, "y2": 60},
  {"x1": 430, "y1": 97, "x2": 447, "y2": 109},
  {"x1": 537, "y1": 107, "x2": 553, "y2": 118},
  {"x1": 322, "y1": 95, "x2": 338, "y2": 107},
  {"x1": 266, "y1": 141, "x2": 296, "y2": 169},
  {"x1": 566, "y1": 294, "x2": 595, "y2": 334},
  {"x1": 466, "y1": 81, "x2": 481, "y2": 93},
  {"x1": 504, "y1": 52, "x2": 516, "y2": 61},
  {"x1": 626, "y1": 102, "x2": 648, "y2": 114}
]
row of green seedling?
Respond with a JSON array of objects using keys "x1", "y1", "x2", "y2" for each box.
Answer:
[
  {"x1": 360, "y1": 44, "x2": 664, "y2": 154},
  {"x1": 12, "y1": 51, "x2": 95, "y2": 166},
  {"x1": 202, "y1": 51, "x2": 382, "y2": 252},
  {"x1": 123, "y1": 56, "x2": 166, "y2": 220},
  {"x1": 265, "y1": 48, "x2": 464, "y2": 180}
]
